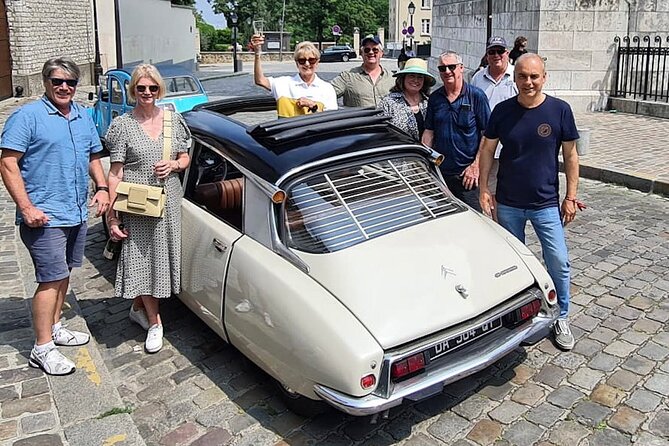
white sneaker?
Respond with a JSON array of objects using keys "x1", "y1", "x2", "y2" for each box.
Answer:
[
  {"x1": 129, "y1": 305, "x2": 150, "y2": 331},
  {"x1": 145, "y1": 324, "x2": 163, "y2": 353},
  {"x1": 29, "y1": 346, "x2": 75, "y2": 376},
  {"x1": 53, "y1": 327, "x2": 90, "y2": 346},
  {"x1": 554, "y1": 319, "x2": 575, "y2": 351}
]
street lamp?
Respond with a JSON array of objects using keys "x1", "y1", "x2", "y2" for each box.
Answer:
[
  {"x1": 92, "y1": 0, "x2": 103, "y2": 84},
  {"x1": 230, "y1": 11, "x2": 240, "y2": 72},
  {"x1": 279, "y1": 0, "x2": 286, "y2": 60},
  {"x1": 408, "y1": 1, "x2": 416, "y2": 52}
]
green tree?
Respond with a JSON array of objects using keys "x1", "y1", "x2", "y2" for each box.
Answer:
[
  {"x1": 171, "y1": 0, "x2": 196, "y2": 5},
  {"x1": 209, "y1": 0, "x2": 388, "y2": 47}
]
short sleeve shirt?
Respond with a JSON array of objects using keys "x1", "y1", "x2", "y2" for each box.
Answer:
[
  {"x1": 471, "y1": 64, "x2": 517, "y2": 110},
  {"x1": 484, "y1": 95, "x2": 579, "y2": 209},
  {"x1": 330, "y1": 65, "x2": 395, "y2": 107},
  {"x1": 268, "y1": 74, "x2": 338, "y2": 111},
  {"x1": 424, "y1": 83, "x2": 490, "y2": 176},
  {"x1": 0, "y1": 96, "x2": 103, "y2": 226}
]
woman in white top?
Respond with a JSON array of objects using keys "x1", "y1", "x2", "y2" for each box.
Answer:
[{"x1": 251, "y1": 36, "x2": 338, "y2": 118}]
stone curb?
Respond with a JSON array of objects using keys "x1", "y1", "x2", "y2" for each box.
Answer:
[
  {"x1": 559, "y1": 162, "x2": 669, "y2": 198},
  {"x1": 14, "y1": 233, "x2": 145, "y2": 446}
]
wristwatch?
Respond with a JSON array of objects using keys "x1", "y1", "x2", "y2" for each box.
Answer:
[{"x1": 96, "y1": 186, "x2": 109, "y2": 192}]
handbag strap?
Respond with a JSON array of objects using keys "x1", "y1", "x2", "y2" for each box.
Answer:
[{"x1": 162, "y1": 109, "x2": 173, "y2": 161}]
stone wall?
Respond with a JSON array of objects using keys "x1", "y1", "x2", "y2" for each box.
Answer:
[
  {"x1": 199, "y1": 52, "x2": 293, "y2": 65},
  {"x1": 6, "y1": 0, "x2": 95, "y2": 96},
  {"x1": 429, "y1": 0, "x2": 669, "y2": 111}
]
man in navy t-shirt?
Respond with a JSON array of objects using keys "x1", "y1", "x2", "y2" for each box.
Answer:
[
  {"x1": 478, "y1": 53, "x2": 580, "y2": 351},
  {"x1": 422, "y1": 51, "x2": 490, "y2": 211}
]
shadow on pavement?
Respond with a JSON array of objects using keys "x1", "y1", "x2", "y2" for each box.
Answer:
[{"x1": 73, "y1": 220, "x2": 530, "y2": 445}]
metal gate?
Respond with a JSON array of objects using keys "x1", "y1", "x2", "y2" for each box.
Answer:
[{"x1": 0, "y1": 0, "x2": 12, "y2": 100}]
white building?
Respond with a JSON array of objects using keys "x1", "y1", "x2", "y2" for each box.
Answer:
[{"x1": 389, "y1": 0, "x2": 432, "y2": 50}]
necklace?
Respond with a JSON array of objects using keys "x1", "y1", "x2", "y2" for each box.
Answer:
[{"x1": 404, "y1": 94, "x2": 421, "y2": 108}]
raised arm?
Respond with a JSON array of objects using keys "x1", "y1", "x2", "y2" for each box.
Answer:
[{"x1": 251, "y1": 35, "x2": 271, "y2": 91}]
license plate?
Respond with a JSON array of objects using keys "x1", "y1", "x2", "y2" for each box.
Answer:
[{"x1": 428, "y1": 317, "x2": 503, "y2": 361}]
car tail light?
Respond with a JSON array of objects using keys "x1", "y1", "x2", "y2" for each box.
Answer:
[
  {"x1": 391, "y1": 352, "x2": 426, "y2": 381},
  {"x1": 505, "y1": 299, "x2": 542, "y2": 326},
  {"x1": 547, "y1": 289, "x2": 557, "y2": 304},
  {"x1": 360, "y1": 374, "x2": 376, "y2": 390}
]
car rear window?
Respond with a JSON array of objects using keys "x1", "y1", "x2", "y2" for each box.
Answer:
[
  {"x1": 284, "y1": 156, "x2": 465, "y2": 253},
  {"x1": 164, "y1": 76, "x2": 200, "y2": 97}
]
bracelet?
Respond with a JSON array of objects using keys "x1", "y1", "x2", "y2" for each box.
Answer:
[
  {"x1": 564, "y1": 197, "x2": 577, "y2": 202},
  {"x1": 96, "y1": 186, "x2": 109, "y2": 192}
]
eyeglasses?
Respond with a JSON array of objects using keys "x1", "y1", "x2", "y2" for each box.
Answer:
[
  {"x1": 487, "y1": 48, "x2": 506, "y2": 56},
  {"x1": 437, "y1": 64, "x2": 460, "y2": 72},
  {"x1": 297, "y1": 57, "x2": 319, "y2": 65},
  {"x1": 49, "y1": 78, "x2": 78, "y2": 88},
  {"x1": 363, "y1": 47, "x2": 381, "y2": 54},
  {"x1": 136, "y1": 85, "x2": 159, "y2": 93}
]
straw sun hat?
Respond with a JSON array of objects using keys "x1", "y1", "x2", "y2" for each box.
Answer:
[{"x1": 393, "y1": 58, "x2": 436, "y2": 87}]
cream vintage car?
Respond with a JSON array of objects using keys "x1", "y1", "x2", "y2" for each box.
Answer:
[{"x1": 178, "y1": 97, "x2": 560, "y2": 417}]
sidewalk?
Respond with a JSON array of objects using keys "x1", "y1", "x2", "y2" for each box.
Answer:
[{"x1": 0, "y1": 94, "x2": 667, "y2": 445}]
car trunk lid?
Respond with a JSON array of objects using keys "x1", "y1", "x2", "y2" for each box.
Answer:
[{"x1": 294, "y1": 213, "x2": 535, "y2": 349}]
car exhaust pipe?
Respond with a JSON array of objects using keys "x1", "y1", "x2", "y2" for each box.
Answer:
[{"x1": 369, "y1": 409, "x2": 390, "y2": 424}]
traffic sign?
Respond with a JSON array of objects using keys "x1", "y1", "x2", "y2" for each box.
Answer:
[
  {"x1": 332, "y1": 24, "x2": 341, "y2": 35},
  {"x1": 407, "y1": 25, "x2": 415, "y2": 35},
  {"x1": 402, "y1": 28, "x2": 408, "y2": 35}
]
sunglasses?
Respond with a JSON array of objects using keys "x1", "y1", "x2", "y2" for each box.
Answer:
[
  {"x1": 487, "y1": 48, "x2": 506, "y2": 56},
  {"x1": 49, "y1": 78, "x2": 78, "y2": 88},
  {"x1": 136, "y1": 85, "x2": 160, "y2": 93},
  {"x1": 437, "y1": 64, "x2": 460, "y2": 72},
  {"x1": 363, "y1": 47, "x2": 381, "y2": 54},
  {"x1": 297, "y1": 57, "x2": 319, "y2": 65}
]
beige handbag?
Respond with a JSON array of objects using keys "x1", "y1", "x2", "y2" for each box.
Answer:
[{"x1": 113, "y1": 110, "x2": 173, "y2": 218}]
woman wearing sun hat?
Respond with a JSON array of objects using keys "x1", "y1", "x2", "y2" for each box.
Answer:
[{"x1": 378, "y1": 58, "x2": 436, "y2": 141}]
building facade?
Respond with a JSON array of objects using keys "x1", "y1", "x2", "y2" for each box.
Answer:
[
  {"x1": 4, "y1": 0, "x2": 96, "y2": 98},
  {"x1": 1, "y1": 0, "x2": 198, "y2": 99},
  {"x1": 430, "y1": 0, "x2": 669, "y2": 111},
  {"x1": 390, "y1": 0, "x2": 433, "y2": 49}
]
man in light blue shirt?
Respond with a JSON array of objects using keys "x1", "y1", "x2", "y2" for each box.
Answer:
[{"x1": 0, "y1": 57, "x2": 109, "y2": 376}]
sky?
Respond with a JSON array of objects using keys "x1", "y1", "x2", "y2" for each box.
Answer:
[{"x1": 195, "y1": 0, "x2": 226, "y2": 29}]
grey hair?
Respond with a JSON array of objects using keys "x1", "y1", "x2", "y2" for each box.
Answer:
[
  {"x1": 438, "y1": 51, "x2": 463, "y2": 64},
  {"x1": 42, "y1": 57, "x2": 81, "y2": 81}
]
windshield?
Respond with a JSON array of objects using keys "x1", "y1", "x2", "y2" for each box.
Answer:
[{"x1": 283, "y1": 156, "x2": 465, "y2": 254}]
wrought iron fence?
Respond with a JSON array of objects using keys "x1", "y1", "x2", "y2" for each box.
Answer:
[{"x1": 613, "y1": 35, "x2": 669, "y2": 103}]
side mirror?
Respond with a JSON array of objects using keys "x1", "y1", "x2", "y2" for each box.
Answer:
[
  {"x1": 88, "y1": 92, "x2": 94, "y2": 101},
  {"x1": 100, "y1": 91, "x2": 109, "y2": 101}
]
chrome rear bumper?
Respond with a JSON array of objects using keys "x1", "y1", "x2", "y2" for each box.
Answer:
[{"x1": 313, "y1": 309, "x2": 558, "y2": 416}]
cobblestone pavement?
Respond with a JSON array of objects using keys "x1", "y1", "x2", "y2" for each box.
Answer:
[
  {"x1": 64, "y1": 179, "x2": 669, "y2": 445},
  {"x1": 0, "y1": 89, "x2": 668, "y2": 445}
]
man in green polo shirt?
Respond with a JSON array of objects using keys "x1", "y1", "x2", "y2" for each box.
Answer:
[{"x1": 330, "y1": 35, "x2": 395, "y2": 107}]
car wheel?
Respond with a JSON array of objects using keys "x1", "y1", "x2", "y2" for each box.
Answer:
[
  {"x1": 342, "y1": 54, "x2": 349, "y2": 62},
  {"x1": 275, "y1": 380, "x2": 330, "y2": 417}
]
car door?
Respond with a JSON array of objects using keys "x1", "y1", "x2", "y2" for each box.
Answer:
[{"x1": 180, "y1": 139, "x2": 244, "y2": 341}]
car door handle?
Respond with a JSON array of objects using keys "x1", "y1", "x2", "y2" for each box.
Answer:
[{"x1": 213, "y1": 238, "x2": 228, "y2": 252}]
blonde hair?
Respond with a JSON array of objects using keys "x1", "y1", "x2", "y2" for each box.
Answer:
[
  {"x1": 293, "y1": 42, "x2": 321, "y2": 61},
  {"x1": 128, "y1": 64, "x2": 166, "y2": 101}
]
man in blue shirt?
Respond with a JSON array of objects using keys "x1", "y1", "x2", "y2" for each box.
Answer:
[
  {"x1": 0, "y1": 57, "x2": 110, "y2": 375},
  {"x1": 478, "y1": 53, "x2": 580, "y2": 350},
  {"x1": 422, "y1": 51, "x2": 490, "y2": 211}
]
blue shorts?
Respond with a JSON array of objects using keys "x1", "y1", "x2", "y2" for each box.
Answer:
[{"x1": 19, "y1": 223, "x2": 88, "y2": 283}]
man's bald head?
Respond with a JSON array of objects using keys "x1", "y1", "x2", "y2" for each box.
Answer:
[
  {"x1": 513, "y1": 53, "x2": 547, "y2": 104},
  {"x1": 514, "y1": 53, "x2": 545, "y2": 74}
]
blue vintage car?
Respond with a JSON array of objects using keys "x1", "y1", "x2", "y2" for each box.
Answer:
[{"x1": 90, "y1": 65, "x2": 209, "y2": 142}]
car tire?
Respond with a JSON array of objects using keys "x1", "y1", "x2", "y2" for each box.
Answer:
[
  {"x1": 275, "y1": 380, "x2": 330, "y2": 417},
  {"x1": 341, "y1": 54, "x2": 349, "y2": 62}
]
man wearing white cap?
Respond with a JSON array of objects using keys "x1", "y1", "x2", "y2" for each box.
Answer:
[{"x1": 330, "y1": 35, "x2": 395, "y2": 107}]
